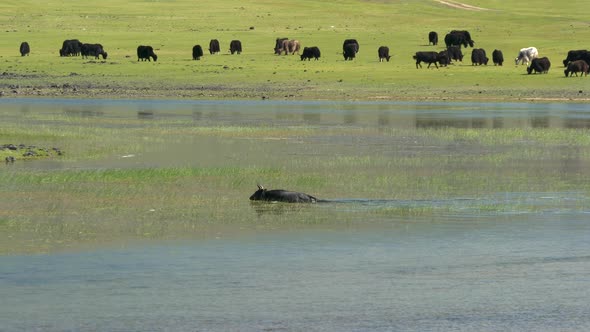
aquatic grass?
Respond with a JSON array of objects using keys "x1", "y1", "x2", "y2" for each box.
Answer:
[
  {"x1": 0, "y1": 166, "x2": 282, "y2": 188},
  {"x1": 3, "y1": 100, "x2": 590, "y2": 253},
  {"x1": 417, "y1": 128, "x2": 590, "y2": 147}
]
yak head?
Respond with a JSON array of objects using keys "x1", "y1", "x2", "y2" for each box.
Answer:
[
  {"x1": 527, "y1": 65, "x2": 534, "y2": 74},
  {"x1": 249, "y1": 184, "x2": 266, "y2": 201}
]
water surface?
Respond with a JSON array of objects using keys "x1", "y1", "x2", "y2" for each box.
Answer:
[{"x1": 1, "y1": 99, "x2": 589, "y2": 331}]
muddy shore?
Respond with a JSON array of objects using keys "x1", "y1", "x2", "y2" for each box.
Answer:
[{"x1": 1, "y1": 73, "x2": 588, "y2": 103}]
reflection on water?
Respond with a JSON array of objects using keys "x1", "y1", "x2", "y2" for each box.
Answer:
[
  {"x1": 2, "y1": 98, "x2": 590, "y2": 331},
  {"x1": 2, "y1": 98, "x2": 590, "y2": 129}
]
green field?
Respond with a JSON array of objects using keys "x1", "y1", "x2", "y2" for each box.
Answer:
[{"x1": 1, "y1": 0, "x2": 589, "y2": 101}]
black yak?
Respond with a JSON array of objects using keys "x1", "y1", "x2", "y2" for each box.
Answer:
[
  {"x1": 492, "y1": 49, "x2": 504, "y2": 66},
  {"x1": 137, "y1": 45, "x2": 157, "y2": 62},
  {"x1": 378, "y1": 46, "x2": 391, "y2": 62},
  {"x1": 527, "y1": 57, "x2": 551, "y2": 74},
  {"x1": 428, "y1": 31, "x2": 438, "y2": 46},
  {"x1": 19, "y1": 42, "x2": 30, "y2": 56},
  {"x1": 301, "y1": 46, "x2": 321, "y2": 61},
  {"x1": 249, "y1": 185, "x2": 318, "y2": 203},
  {"x1": 209, "y1": 39, "x2": 220, "y2": 54},
  {"x1": 192, "y1": 45, "x2": 204, "y2": 60},
  {"x1": 81, "y1": 43, "x2": 107, "y2": 59},
  {"x1": 229, "y1": 40, "x2": 242, "y2": 54},
  {"x1": 564, "y1": 60, "x2": 589, "y2": 77}
]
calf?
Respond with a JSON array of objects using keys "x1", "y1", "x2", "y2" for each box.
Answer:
[
  {"x1": 19, "y1": 42, "x2": 30, "y2": 56},
  {"x1": 564, "y1": 60, "x2": 589, "y2": 77},
  {"x1": 413, "y1": 51, "x2": 443, "y2": 68},
  {"x1": 492, "y1": 49, "x2": 504, "y2": 66},
  {"x1": 249, "y1": 185, "x2": 318, "y2": 203},
  {"x1": 428, "y1": 31, "x2": 438, "y2": 45},
  {"x1": 300, "y1": 46, "x2": 321, "y2": 61},
  {"x1": 378, "y1": 46, "x2": 391, "y2": 62},
  {"x1": 527, "y1": 57, "x2": 551, "y2": 74}
]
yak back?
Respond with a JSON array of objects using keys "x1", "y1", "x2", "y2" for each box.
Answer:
[{"x1": 250, "y1": 186, "x2": 318, "y2": 203}]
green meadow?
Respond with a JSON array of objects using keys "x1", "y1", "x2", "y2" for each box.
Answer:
[{"x1": 0, "y1": 0, "x2": 589, "y2": 101}]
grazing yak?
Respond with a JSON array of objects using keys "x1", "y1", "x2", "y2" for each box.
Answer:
[
  {"x1": 515, "y1": 47, "x2": 538, "y2": 65},
  {"x1": 81, "y1": 43, "x2": 107, "y2": 59},
  {"x1": 283, "y1": 39, "x2": 301, "y2": 55},
  {"x1": 378, "y1": 46, "x2": 391, "y2": 62},
  {"x1": 229, "y1": 40, "x2": 242, "y2": 54},
  {"x1": 438, "y1": 50, "x2": 450, "y2": 67},
  {"x1": 527, "y1": 57, "x2": 551, "y2": 74},
  {"x1": 564, "y1": 60, "x2": 589, "y2": 77},
  {"x1": 278, "y1": 39, "x2": 300, "y2": 55},
  {"x1": 192, "y1": 45, "x2": 204, "y2": 60},
  {"x1": 447, "y1": 46, "x2": 463, "y2": 62},
  {"x1": 301, "y1": 46, "x2": 321, "y2": 61},
  {"x1": 343, "y1": 39, "x2": 359, "y2": 54},
  {"x1": 343, "y1": 43, "x2": 357, "y2": 60},
  {"x1": 274, "y1": 37, "x2": 288, "y2": 54},
  {"x1": 137, "y1": 45, "x2": 158, "y2": 62},
  {"x1": 444, "y1": 30, "x2": 474, "y2": 48},
  {"x1": 428, "y1": 31, "x2": 438, "y2": 46},
  {"x1": 413, "y1": 51, "x2": 445, "y2": 68},
  {"x1": 492, "y1": 49, "x2": 504, "y2": 66},
  {"x1": 60, "y1": 39, "x2": 83, "y2": 56},
  {"x1": 471, "y1": 48, "x2": 488, "y2": 66},
  {"x1": 209, "y1": 39, "x2": 220, "y2": 54},
  {"x1": 250, "y1": 184, "x2": 319, "y2": 203},
  {"x1": 19, "y1": 42, "x2": 30, "y2": 56},
  {"x1": 562, "y1": 50, "x2": 588, "y2": 67}
]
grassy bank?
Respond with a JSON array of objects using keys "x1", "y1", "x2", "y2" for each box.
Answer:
[{"x1": 1, "y1": 0, "x2": 589, "y2": 101}]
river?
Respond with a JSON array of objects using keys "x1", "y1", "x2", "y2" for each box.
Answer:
[{"x1": 1, "y1": 99, "x2": 589, "y2": 331}]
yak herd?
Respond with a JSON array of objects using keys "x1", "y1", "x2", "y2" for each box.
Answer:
[
  {"x1": 15, "y1": 33, "x2": 589, "y2": 77},
  {"x1": 421, "y1": 30, "x2": 588, "y2": 77}
]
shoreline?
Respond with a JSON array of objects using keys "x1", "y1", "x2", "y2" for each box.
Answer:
[{"x1": 2, "y1": 83, "x2": 589, "y2": 103}]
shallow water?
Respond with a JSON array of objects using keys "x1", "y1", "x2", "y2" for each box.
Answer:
[
  {"x1": 2, "y1": 214, "x2": 590, "y2": 331},
  {"x1": 1, "y1": 99, "x2": 590, "y2": 331}
]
